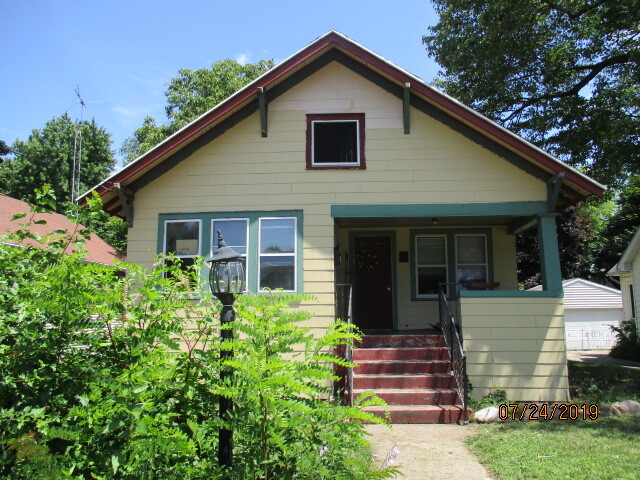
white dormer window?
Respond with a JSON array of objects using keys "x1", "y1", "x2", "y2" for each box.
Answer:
[{"x1": 306, "y1": 113, "x2": 365, "y2": 169}]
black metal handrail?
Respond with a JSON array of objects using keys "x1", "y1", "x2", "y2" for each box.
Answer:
[
  {"x1": 335, "y1": 283, "x2": 354, "y2": 406},
  {"x1": 438, "y1": 283, "x2": 468, "y2": 424}
]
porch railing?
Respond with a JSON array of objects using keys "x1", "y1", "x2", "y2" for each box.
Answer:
[
  {"x1": 438, "y1": 283, "x2": 468, "y2": 424},
  {"x1": 335, "y1": 283, "x2": 354, "y2": 406}
]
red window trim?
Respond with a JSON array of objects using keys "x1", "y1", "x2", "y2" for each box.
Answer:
[{"x1": 306, "y1": 113, "x2": 366, "y2": 170}]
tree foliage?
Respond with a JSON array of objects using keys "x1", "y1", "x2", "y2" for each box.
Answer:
[
  {"x1": 0, "y1": 114, "x2": 115, "y2": 211},
  {"x1": 0, "y1": 114, "x2": 127, "y2": 252},
  {"x1": 593, "y1": 177, "x2": 640, "y2": 274},
  {"x1": 0, "y1": 191, "x2": 394, "y2": 480},
  {"x1": 121, "y1": 59, "x2": 275, "y2": 163},
  {"x1": 424, "y1": 0, "x2": 640, "y2": 189}
]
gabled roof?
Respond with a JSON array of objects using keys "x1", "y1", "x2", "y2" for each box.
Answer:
[
  {"x1": 0, "y1": 193, "x2": 125, "y2": 265},
  {"x1": 608, "y1": 226, "x2": 640, "y2": 275},
  {"x1": 529, "y1": 278, "x2": 622, "y2": 309},
  {"x1": 80, "y1": 30, "x2": 605, "y2": 218}
]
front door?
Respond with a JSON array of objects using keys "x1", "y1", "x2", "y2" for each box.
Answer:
[{"x1": 353, "y1": 235, "x2": 394, "y2": 330}]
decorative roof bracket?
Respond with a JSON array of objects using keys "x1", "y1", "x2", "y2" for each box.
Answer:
[
  {"x1": 403, "y1": 83, "x2": 411, "y2": 134},
  {"x1": 547, "y1": 172, "x2": 566, "y2": 212},
  {"x1": 113, "y1": 182, "x2": 134, "y2": 228},
  {"x1": 257, "y1": 87, "x2": 267, "y2": 137}
]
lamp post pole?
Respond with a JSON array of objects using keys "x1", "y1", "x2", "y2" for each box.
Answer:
[
  {"x1": 218, "y1": 292, "x2": 235, "y2": 468},
  {"x1": 208, "y1": 230, "x2": 245, "y2": 470}
]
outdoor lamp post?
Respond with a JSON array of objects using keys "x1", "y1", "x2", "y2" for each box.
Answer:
[{"x1": 208, "y1": 230, "x2": 245, "y2": 469}]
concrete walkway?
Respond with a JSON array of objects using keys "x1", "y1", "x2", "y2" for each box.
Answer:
[
  {"x1": 365, "y1": 424, "x2": 494, "y2": 480},
  {"x1": 566, "y1": 349, "x2": 640, "y2": 370}
]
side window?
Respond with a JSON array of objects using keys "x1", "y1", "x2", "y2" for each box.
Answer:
[
  {"x1": 306, "y1": 113, "x2": 365, "y2": 169},
  {"x1": 259, "y1": 217, "x2": 296, "y2": 291},
  {"x1": 455, "y1": 235, "x2": 488, "y2": 290},
  {"x1": 164, "y1": 220, "x2": 201, "y2": 275},
  {"x1": 415, "y1": 236, "x2": 448, "y2": 298}
]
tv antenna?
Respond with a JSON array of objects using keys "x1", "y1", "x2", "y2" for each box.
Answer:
[{"x1": 71, "y1": 86, "x2": 86, "y2": 204}]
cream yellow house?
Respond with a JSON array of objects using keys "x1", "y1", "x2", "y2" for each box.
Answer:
[
  {"x1": 609, "y1": 227, "x2": 640, "y2": 329},
  {"x1": 82, "y1": 31, "x2": 604, "y2": 408}
]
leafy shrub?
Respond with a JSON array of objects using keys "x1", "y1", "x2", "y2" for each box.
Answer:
[
  {"x1": 568, "y1": 361, "x2": 640, "y2": 404},
  {"x1": 0, "y1": 189, "x2": 396, "y2": 480},
  {"x1": 469, "y1": 387, "x2": 509, "y2": 411},
  {"x1": 610, "y1": 319, "x2": 640, "y2": 361}
]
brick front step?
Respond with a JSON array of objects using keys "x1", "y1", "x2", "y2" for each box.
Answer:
[
  {"x1": 354, "y1": 388, "x2": 459, "y2": 405},
  {"x1": 353, "y1": 347, "x2": 450, "y2": 361},
  {"x1": 353, "y1": 373, "x2": 455, "y2": 389},
  {"x1": 354, "y1": 360, "x2": 451, "y2": 375},
  {"x1": 357, "y1": 335, "x2": 444, "y2": 348},
  {"x1": 364, "y1": 405, "x2": 467, "y2": 424}
]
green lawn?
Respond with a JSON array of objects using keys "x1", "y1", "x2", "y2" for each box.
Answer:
[{"x1": 466, "y1": 361, "x2": 640, "y2": 480}]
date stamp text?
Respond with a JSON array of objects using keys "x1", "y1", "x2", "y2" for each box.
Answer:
[{"x1": 498, "y1": 403, "x2": 599, "y2": 421}]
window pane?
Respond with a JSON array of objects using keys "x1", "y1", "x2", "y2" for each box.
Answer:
[
  {"x1": 165, "y1": 221, "x2": 199, "y2": 255},
  {"x1": 457, "y1": 236, "x2": 486, "y2": 264},
  {"x1": 165, "y1": 256, "x2": 198, "y2": 282},
  {"x1": 417, "y1": 237, "x2": 446, "y2": 265},
  {"x1": 212, "y1": 220, "x2": 247, "y2": 256},
  {"x1": 313, "y1": 121, "x2": 358, "y2": 164},
  {"x1": 260, "y1": 256, "x2": 295, "y2": 290},
  {"x1": 260, "y1": 219, "x2": 295, "y2": 254},
  {"x1": 417, "y1": 267, "x2": 447, "y2": 295},
  {"x1": 457, "y1": 267, "x2": 488, "y2": 290}
]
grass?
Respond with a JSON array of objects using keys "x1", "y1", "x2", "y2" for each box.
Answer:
[
  {"x1": 567, "y1": 360, "x2": 640, "y2": 403},
  {"x1": 466, "y1": 416, "x2": 640, "y2": 480},
  {"x1": 466, "y1": 360, "x2": 640, "y2": 480}
]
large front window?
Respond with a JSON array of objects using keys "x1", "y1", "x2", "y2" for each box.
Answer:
[
  {"x1": 160, "y1": 211, "x2": 302, "y2": 293},
  {"x1": 412, "y1": 229, "x2": 492, "y2": 299}
]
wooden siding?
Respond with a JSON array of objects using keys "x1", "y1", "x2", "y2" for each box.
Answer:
[
  {"x1": 126, "y1": 60, "x2": 547, "y2": 334},
  {"x1": 461, "y1": 297, "x2": 569, "y2": 402},
  {"x1": 562, "y1": 280, "x2": 622, "y2": 309},
  {"x1": 530, "y1": 278, "x2": 622, "y2": 309}
]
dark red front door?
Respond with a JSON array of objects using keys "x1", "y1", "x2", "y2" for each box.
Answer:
[{"x1": 353, "y1": 235, "x2": 393, "y2": 330}]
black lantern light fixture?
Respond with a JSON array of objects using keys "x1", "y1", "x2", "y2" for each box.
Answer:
[{"x1": 208, "y1": 230, "x2": 245, "y2": 469}]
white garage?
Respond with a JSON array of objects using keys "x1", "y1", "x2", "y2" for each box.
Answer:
[{"x1": 531, "y1": 279, "x2": 623, "y2": 350}]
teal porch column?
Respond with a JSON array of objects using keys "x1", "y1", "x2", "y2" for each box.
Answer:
[{"x1": 537, "y1": 213, "x2": 563, "y2": 295}]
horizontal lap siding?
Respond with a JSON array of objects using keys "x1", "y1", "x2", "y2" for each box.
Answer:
[
  {"x1": 461, "y1": 297, "x2": 568, "y2": 402},
  {"x1": 127, "y1": 61, "x2": 547, "y2": 335}
]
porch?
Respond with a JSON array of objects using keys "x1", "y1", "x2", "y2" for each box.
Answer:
[{"x1": 332, "y1": 203, "x2": 570, "y2": 406}]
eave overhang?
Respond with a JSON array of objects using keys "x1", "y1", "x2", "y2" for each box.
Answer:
[{"x1": 80, "y1": 30, "x2": 606, "y2": 219}]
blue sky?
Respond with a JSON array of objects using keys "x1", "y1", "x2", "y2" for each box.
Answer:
[{"x1": 1, "y1": 0, "x2": 441, "y2": 166}]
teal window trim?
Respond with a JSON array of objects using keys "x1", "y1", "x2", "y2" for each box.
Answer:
[
  {"x1": 460, "y1": 290, "x2": 563, "y2": 298},
  {"x1": 158, "y1": 210, "x2": 303, "y2": 293},
  {"x1": 410, "y1": 228, "x2": 494, "y2": 301}
]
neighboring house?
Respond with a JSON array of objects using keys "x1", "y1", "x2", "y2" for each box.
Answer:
[
  {"x1": 0, "y1": 193, "x2": 124, "y2": 265},
  {"x1": 529, "y1": 279, "x2": 622, "y2": 350},
  {"x1": 79, "y1": 31, "x2": 605, "y2": 411},
  {"x1": 608, "y1": 227, "x2": 640, "y2": 330}
]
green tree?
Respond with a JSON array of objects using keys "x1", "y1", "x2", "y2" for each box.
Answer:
[
  {"x1": 0, "y1": 140, "x2": 10, "y2": 157},
  {"x1": 0, "y1": 115, "x2": 127, "y2": 252},
  {"x1": 593, "y1": 177, "x2": 640, "y2": 276},
  {"x1": 423, "y1": 0, "x2": 640, "y2": 189},
  {"x1": 122, "y1": 59, "x2": 275, "y2": 163},
  {"x1": 0, "y1": 113, "x2": 115, "y2": 211}
]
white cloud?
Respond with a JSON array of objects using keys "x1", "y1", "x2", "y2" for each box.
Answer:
[{"x1": 236, "y1": 53, "x2": 250, "y2": 66}]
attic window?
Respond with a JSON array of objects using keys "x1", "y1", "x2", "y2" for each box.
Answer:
[{"x1": 306, "y1": 113, "x2": 365, "y2": 169}]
